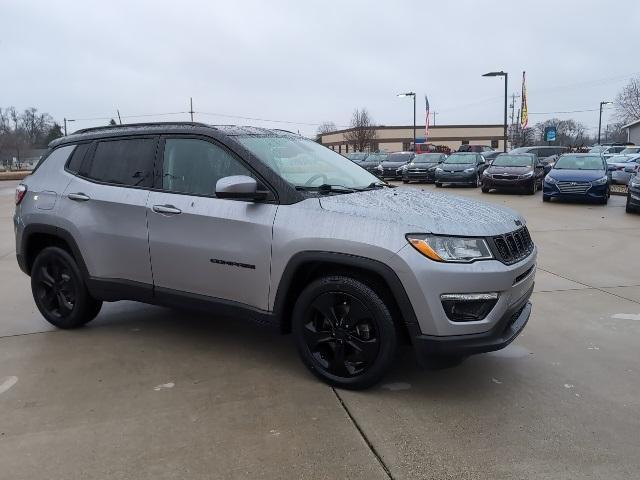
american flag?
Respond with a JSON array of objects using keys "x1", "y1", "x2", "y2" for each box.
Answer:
[{"x1": 425, "y1": 95, "x2": 430, "y2": 141}]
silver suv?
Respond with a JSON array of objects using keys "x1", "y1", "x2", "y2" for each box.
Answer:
[{"x1": 14, "y1": 123, "x2": 536, "y2": 389}]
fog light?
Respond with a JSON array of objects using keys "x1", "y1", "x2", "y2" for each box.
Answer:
[{"x1": 440, "y1": 293, "x2": 498, "y2": 322}]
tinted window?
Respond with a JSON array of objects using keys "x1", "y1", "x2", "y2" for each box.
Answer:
[
  {"x1": 162, "y1": 138, "x2": 253, "y2": 196},
  {"x1": 81, "y1": 138, "x2": 156, "y2": 187},
  {"x1": 493, "y1": 155, "x2": 534, "y2": 167},
  {"x1": 554, "y1": 155, "x2": 604, "y2": 170},
  {"x1": 386, "y1": 153, "x2": 414, "y2": 163},
  {"x1": 66, "y1": 143, "x2": 92, "y2": 173},
  {"x1": 444, "y1": 153, "x2": 477, "y2": 164}
]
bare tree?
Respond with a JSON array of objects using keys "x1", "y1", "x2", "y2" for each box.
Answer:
[
  {"x1": 316, "y1": 121, "x2": 336, "y2": 136},
  {"x1": 534, "y1": 118, "x2": 588, "y2": 146},
  {"x1": 344, "y1": 108, "x2": 376, "y2": 152},
  {"x1": 615, "y1": 76, "x2": 640, "y2": 123}
]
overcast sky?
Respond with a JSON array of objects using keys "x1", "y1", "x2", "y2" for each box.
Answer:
[{"x1": 2, "y1": 0, "x2": 639, "y2": 136}]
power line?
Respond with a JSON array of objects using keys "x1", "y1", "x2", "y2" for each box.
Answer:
[{"x1": 528, "y1": 106, "x2": 615, "y2": 115}]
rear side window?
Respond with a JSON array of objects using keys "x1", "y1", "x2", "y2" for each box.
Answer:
[
  {"x1": 66, "y1": 143, "x2": 92, "y2": 173},
  {"x1": 32, "y1": 145, "x2": 76, "y2": 174},
  {"x1": 80, "y1": 138, "x2": 156, "y2": 187}
]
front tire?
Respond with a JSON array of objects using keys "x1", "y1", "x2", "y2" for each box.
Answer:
[
  {"x1": 292, "y1": 275, "x2": 398, "y2": 390},
  {"x1": 31, "y1": 247, "x2": 102, "y2": 329},
  {"x1": 527, "y1": 179, "x2": 536, "y2": 195},
  {"x1": 543, "y1": 194, "x2": 550, "y2": 202},
  {"x1": 435, "y1": 182, "x2": 442, "y2": 188}
]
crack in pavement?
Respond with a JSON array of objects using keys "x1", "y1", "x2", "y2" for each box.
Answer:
[{"x1": 332, "y1": 387, "x2": 394, "y2": 480}]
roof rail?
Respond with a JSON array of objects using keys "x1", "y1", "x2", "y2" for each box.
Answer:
[{"x1": 73, "y1": 121, "x2": 214, "y2": 134}]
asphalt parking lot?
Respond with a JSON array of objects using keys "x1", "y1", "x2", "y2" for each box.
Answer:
[{"x1": 1, "y1": 180, "x2": 638, "y2": 480}]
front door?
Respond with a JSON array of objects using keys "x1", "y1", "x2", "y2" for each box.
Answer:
[{"x1": 146, "y1": 137, "x2": 277, "y2": 311}]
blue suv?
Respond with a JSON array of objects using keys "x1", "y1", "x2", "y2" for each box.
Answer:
[{"x1": 542, "y1": 153, "x2": 610, "y2": 204}]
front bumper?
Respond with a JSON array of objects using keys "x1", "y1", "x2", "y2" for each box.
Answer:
[
  {"x1": 404, "y1": 169, "x2": 436, "y2": 182},
  {"x1": 435, "y1": 171, "x2": 476, "y2": 184},
  {"x1": 483, "y1": 175, "x2": 534, "y2": 189},
  {"x1": 409, "y1": 294, "x2": 532, "y2": 358},
  {"x1": 543, "y1": 181, "x2": 608, "y2": 200}
]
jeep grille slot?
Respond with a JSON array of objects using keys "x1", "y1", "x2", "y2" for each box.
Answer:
[{"x1": 492, "y1": 227, "x2": 534, "y2": 265}]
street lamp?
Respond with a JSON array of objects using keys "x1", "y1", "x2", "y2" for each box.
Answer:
[
  {"x1": 598, "y1": 101, "x2": 613, "y2": 145},
  {"x1": 482, "y1": 71, "x2": 508, "y2": 152},
  {"x1": 397, "y1": 92, "x2": 416, "y2": 151},
  {"x1": 63, "y1": 118, "x2": 75, "y2": 136}
]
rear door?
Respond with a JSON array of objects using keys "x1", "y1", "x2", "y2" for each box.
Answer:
[
  {"x1": 59, "y1": 136, "x2": 157, "y2": 285},
  {"x1": 146, "y1": 136, "x2": 277, "y2": 310}
]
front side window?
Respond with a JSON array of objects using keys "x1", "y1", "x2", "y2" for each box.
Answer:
[
  {"x1": 237, "y1": 135, "x2": 380, "y2": 189},
  {"x1": 162, "y1": 138, "x2": 253, "y2": 196},
  {"x1": 80, "y1": 138, "x2": 156, "y2": 187}
]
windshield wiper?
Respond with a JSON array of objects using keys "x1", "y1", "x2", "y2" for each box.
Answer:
[
  {"x1": 363, "y1": 181, "x2": 389, "y2": 189},
  {"x1": 295, "y1": 184, "x2": 359, "y2": 194}
]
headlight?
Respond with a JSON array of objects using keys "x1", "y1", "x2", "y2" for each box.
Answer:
[
  {"x1": 406, "y1": 234, "x2": 494, "y2": 263},
  {"x1": 483, "y1": 170, "x2": 491, "y2": 177},
  {"x1": 435, "y1": 167, "x2": 443, "y2": 172},
  {"x1": 520, "y1": 171, "x2": 534, "y2": 178},
  {"x1": 464, "y1": 167, "x2": 475, "y2": 173},
  {"x1": 545, "y1": 175, "x2": 558, "y2": 184},
  {"x1": 591, "y1": 176, "x2": 608, "y2": 185}
]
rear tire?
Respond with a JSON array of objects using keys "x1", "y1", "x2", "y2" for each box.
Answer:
[
  {"x1": 292, "y1": 275, "x2": 398, "y2": 390},
  {"x1": 543, "y1": 195, "x2": 550, "y2": 202},
  {"x1": 481, "y1": 184, "x2": 490, "y2": 193},
  {"x1": 30, "y1": 247, "x2": 102, "y2": 329}
]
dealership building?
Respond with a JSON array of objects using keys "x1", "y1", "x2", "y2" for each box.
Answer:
[{"x1": 319, "y1": 124, "x2": 505, "y2": 153}]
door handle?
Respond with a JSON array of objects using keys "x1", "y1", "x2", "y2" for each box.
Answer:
[
  {"x1": 68, "y1": 192, "x2": 90, "y2": 202},
  {"x1": 152, "y1": 204, "x2": 182, "y2": 215}
]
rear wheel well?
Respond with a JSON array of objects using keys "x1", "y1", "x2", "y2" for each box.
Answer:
[
  {"x1": 25, "y1": 233, "x2": 75, "y2": 275},
  {"x1": 277, "y1": 261, "x2": 411, "y2": 343}
]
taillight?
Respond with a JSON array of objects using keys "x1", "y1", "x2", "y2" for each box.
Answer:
[{"x1": 15, "y1": 184, "x2": 27, "y2": 205}]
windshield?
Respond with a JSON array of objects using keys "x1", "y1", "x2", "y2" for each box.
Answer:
[
  {"x1": 621, "y1": 147, "x2": 640, "y2": 154},
  {"x1": 385, "y1": 153, "x2": 413, "y2": 163},
  {"x1": 508, "y1": 147, "x2": 530, "y2": 154},
  {"x1": 413, "y1": 153, "x2": 442, "y2": 163},
  {"x1": 444, "y1": 153, "x2": 477, "y2": 164},
  {"x1": 366, "y1": 153, "x2": 388, "y2": 163},
  {"x1": 554, "y1": 155, "x2": 604, "y2": 170},
  {"x1": 493, "y1": 155, "x2": 533, "y2": 167},
  {"x1": 347, "y1": 152, "x2": 368, "y2": 162},
  {"x1": 237, "y1": 135, "x2": 381, "y2": 189},
  {"x1": 589, "y1": 146, "x2": 606, "y2": 153}
]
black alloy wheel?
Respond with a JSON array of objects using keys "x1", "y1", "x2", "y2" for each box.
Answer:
[
  {"x1": 31, "y1": 247, "x2": 102, "y2": 329},
  {"x1": 292, "y1": 276, "x2": 397, "y2": 389}
]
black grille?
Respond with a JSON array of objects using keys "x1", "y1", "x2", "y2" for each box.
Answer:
[{"x1": 492, "y1": 227, "x2": 534, "y2": 265}]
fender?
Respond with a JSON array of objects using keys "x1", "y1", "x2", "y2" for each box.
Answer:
[{"x1": 272, "y1": 251, "x2": 418, "y2": 326}]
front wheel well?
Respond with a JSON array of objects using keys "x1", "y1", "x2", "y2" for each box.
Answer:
[{"x1": 276, "y1": 259, "x2": 412, "y2": 343}]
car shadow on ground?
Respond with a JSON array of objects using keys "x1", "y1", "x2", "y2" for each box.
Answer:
[{"x1": 77, "y1": 301, "x2": 534, "y2": 397}]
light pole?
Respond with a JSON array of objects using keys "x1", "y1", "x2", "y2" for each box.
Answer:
[
  {"x1": 397, "y1": 92, "x2": 416, "y2": 151},
  {"x1": 482, "y1": 71, "x2": 508, "y2": 152},
  {"x1": 63, "y1": 118, "x2": 75, "y2": 136},
  {"x1": 598, "y1": 101, "x2": 613, "y2": 145}
]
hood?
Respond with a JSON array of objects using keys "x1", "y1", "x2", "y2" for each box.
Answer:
[
  {"x1": 381, "y1": 160, "x2": 408, "y2": 167},
  {"x1": 439, "y1": 163, "x2": 475, "y2": 172},
  {"x1": 487, "y1": 165, "x2": 532, "y2": 175},
  {"x1": 548, "y1": 169, "x2": 606, "y2": 181},
  {"x1": 319, "y1": 187, "x2": 524, "y2": 237}
]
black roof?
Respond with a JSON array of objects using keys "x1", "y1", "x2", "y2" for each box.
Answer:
[{"x1": 49, "y1": 122, "x2": 300, "y2": 148}]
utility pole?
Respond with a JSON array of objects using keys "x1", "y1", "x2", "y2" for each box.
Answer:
[
  {"x1": 189, "y1": 97, "x2": 194, "y2": 122},
  {"x1": 508, "y1": 93, "x2": 520, "y2": 147},
  {"x1": 64, "y1": 118, "x2": 67, "y2": 136},
  {"x1": 432, "y1": 111, "x2": 438, "y2": 126},
  {"x1": 117, "y1": 110, "x2": 122, "y2": 125}
]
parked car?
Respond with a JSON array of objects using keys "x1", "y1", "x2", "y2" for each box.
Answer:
[
  {"x1": 608, "y1": 154, "x2": 640, "y2": 184},
  {"x1": 620, "y1": 146, "x2": 640, "y2": 155},
  {"x1": 358, "y1": 152, "x2": 387, "y2": 177},
  {"x1": 589, "y1": 144, "x2": 629, "y2": 158},
  {"x1": 482, "y1": 151, "x2": 503, "y2": 162},
  {"x1": 619, "y1": 161, "x2": 640, "y2": 187},
  {"x1": 542, "y1": 153, "x2": 610, "y2": 204},
  {"x1": 626, "y1": 170, "x2": 640, "y2": 213},
  {"x1": 457, "y1": 144, "x2": 493, "y2": 153},
  {"x1": 14, "y1": 122, "x2": 536, "y2": 390},
  {"x1": 379, "y1": 151, "x2": 414, "y2": 179},
  {"x1": 434, "y1": 152, "x2": 488, "y2": 187},
  {"x1": 401, "y1": 153, "x2": 446, "y2": 183},
  {"x1": 509, "y1": 146, "x2": 568, "y2": 165},
  {"x1": 346, "y1": 152, "x2": 369, "y2": 163},
  {"x1": 481, "y1": 153, "x2": 544, "y2": 195}
]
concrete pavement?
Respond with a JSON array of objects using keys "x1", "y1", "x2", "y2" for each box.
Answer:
[{"x1": 1, "y1": 180, "x2": 639, "y2": 479}]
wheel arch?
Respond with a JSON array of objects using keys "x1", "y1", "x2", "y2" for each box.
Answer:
[
  {"x1": 273, "y1": 251, "x2": 418, "y2": 337},
  {"x1": 21, "y1": 224, "x2": 89, "y2": 279}
]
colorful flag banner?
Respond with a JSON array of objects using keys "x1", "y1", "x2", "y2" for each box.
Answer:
[
  {"x1": 520, "y1": 71, "x2": 528, "y2": 129},
  {"x1": 425, "y1": 95, "x2": 430, "y2": 141}
]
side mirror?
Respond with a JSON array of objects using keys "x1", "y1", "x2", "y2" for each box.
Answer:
[{"x1": 215, "y1": 175, "x2": 267, "y2": 201}]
